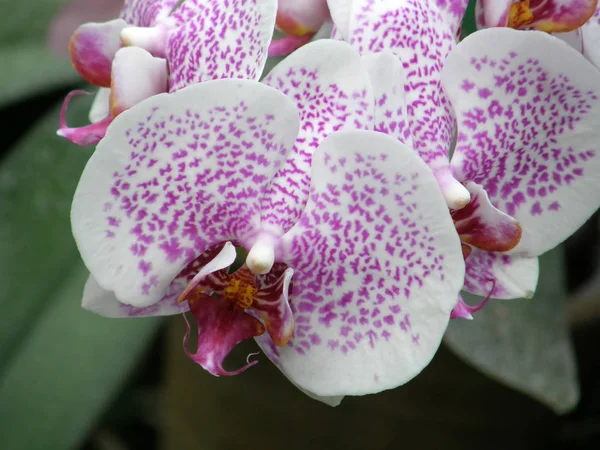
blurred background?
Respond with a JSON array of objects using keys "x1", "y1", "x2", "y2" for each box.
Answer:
[{"x1": 0, "y1": 0, "x2": 599, "y2": 449}]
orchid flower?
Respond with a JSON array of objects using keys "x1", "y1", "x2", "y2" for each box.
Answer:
[
  {"x1": 475, "y1": 0, "x2": 598, "y2": 59},
  {"x1": 270, "y1": 0, "x2": 331, "y2": 56},
  {"x1": 58, "y1": 0, "x2": 277, "y2": 145},
  {"x1": 330, "y1": 1, "x2": 600, "y2": 304},
  {"x1": 71, "y1": 70, "x2": 465, "y2": 400}
]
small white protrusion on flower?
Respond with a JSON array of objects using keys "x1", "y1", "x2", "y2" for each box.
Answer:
[
  {"x1": 435, "y1": 166, "x2": 471, "y2": 210},
  {"x1": 246, "y1": 237, "x2": 275, "y2": 275},
  {"x1": 443, "y1": 179, "x2": 471, "y2": 210},
  {"x1": 120, "y1": 26, "x2": 167, "y2": 58}
]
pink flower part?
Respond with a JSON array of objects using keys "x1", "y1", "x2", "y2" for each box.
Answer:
[
  {"x1": 260, "y1": 40, "x2": 374, "y2": 235},
  {"x1": 120, "y1": 0, "x2": 179, "y2": 27},
  {"x1": 57, "y1": 90, "x2": 111, "y2": 146},
  {"x1": 361, "y1": 51, "x2": 412, "y2": 147},
  {"x1": 109, "y1": 47, "x2": 168, "y2": 117},
  {"x1": 582, "y1": 3, "x2": 600, "y2": 67},
  {"x1": 69, "y1": 19, "x2": 127, "y2": 87},
  {"x1": 521, "y1": 0, "x2": 597, "y2": 33},
  {"x1": 276, "y1": 0, "x2": 331, "y2": 35},
  {"x1": 452, "y1": 182, "x2": 522, "y2": 253},
  {"x1": 450, "y1": 291, "x2": 493, "y2": 320},
  {"x1": 183, "y1": 292, "x2": 265, "y2": 376},
  {"x1": 166, "y1": 0, "x2": 277, "y2": 92},
  {"x1": 262, "y1": 130, "x2": 465, "y2": 396},
  {"x1": 71, "y1": 80, "x2": 300, "y2": 308},
  {"x1": 463, "y1": 248, "x2": 539, "y2": 299},
  {"x1": 445, "y1": 28, "x2": 600, "y2": 257},
  {"x1": 475, "y1": 0, "x2": 512, "y2": 28}
]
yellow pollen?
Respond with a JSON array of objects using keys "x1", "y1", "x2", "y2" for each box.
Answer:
[
  {"x1": 508, "y1": 1, "x2": 534, "y2": 29},
  {"x1": 224, "y1": 278, "x2": 257, "y2": 310}
]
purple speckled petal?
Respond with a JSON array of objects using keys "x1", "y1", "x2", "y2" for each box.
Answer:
[
  {"x1": 346, "y1": 0, "x2": 456, "y2": 171},
  {"x1": 582, "y1": 4, "x2": 600, "y2": 68},
  {"x1": 71, "y1": 80, "x2": 300, "y2": 307},
  {"x1": 271, "y1": 130, "x2": 465, "y2": 397},
  {"x1": 260, "y1": 39, "x2": 373, "y2": 235},
  {"x1": 69, "y1": 18, "x2": 127, "y2": 87},
  {"x1": 445, "y1": 28, "x2": 600, "y2": 257},
  {"x1": 166, "y1": 0, "x2": 277, "y2": 92},
  {"x1": 361, "y1": 51, "x2": 412, "y2": 146},
  {"x1": 120, "y1": 0, "x2": 178, "y2": 27},
  {"x1": 433, "y1": 0, "x2": 470, "y2": 35},
  {"x1": 475, "y1": 0, "x2": 511, "y2": 28},
  {"x1": 463, "y1": 248, "x2": 539, "y2": 299}
]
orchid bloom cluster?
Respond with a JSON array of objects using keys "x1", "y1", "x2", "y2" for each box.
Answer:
[{"x1": 59, "y1": 0, "x2": 600, "y2": 403}]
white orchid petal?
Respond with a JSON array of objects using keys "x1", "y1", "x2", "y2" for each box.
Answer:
[
  {"x1": 72, "y1": 80, "x2": 299, "y2": 307},
  {"x1": 271, "y1": 130, "x2": 464, "y2": 396},
  {"x1": 445, "y1": 29, "x2": 600, "y2": 256}
]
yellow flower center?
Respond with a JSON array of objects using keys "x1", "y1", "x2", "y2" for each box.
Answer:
[
  {"x1": 223, "y1": 269, "x2": 257, "y2": 310},
  {"x1": 508, "y1": 1, "x2": 534, "y2": 29}
]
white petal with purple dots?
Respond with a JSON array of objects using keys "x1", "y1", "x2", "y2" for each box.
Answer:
[
  {"x1": 167, "y1": 0, "x2": 277, "y2": 92},
  {"x1": 261, "y1": 39, "x2": 374, "y2": 235},
  {"x1": 463, "y1": 249, "x2": 540, "y2": 299},
  {"x1": 268, "y1": 130, "x2": 465, "y2": 396},
  {"x1": 72, "y1": 80, "x2": 300, "y2": 307},
  {"x1": 444, "y1": 28, "x2": 600, "y2": 257}
]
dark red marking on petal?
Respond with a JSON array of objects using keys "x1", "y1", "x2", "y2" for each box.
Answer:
[
  {"x1": 183, "y1": 291, "x2": 265, "y2": 377},
  {"x1": 452, "y1": 182, "x2": 522, "y2": 252}
]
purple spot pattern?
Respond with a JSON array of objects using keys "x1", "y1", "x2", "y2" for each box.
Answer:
[
  {"x1": 451, "y1": 51, "x2": 598, "y2": 219},
  {"x1": 434, "y1": 0, "x2": 470, "y2": 34},
  {"x1": 120, "y1": 0, "x2": 177, "y2": 27},
  {"x1": 99, "y1": 97, "x2": 289, "y2": 301},
  {"x1": 281, "y1": 151, "x2": 450, "y2": 357},
  {"x1": 260, "y1": 53, "x2": 372, "y2": 234},
  {"x1": 167, "y1": 0, "x2": 274, "y2": 92},
  {"x1": 348, "y1": 0, "x2": 456, "y2": 166},
  {"x1": 114, "y1": 242, "x2": 232, "y2": 317}
]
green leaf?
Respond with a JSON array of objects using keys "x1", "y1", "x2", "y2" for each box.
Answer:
[
  {"x1": 0, "y1": 98, "x2": 162, "y2": 449},
  {"x1": 0, "y1": 262, "x2": 160, "y2": 450},
  {"x1": 0, "y1": 0, "x2": 78, "y2": 106},
  {"x1": 0, "y1": 45, "x2": 78, "y2": 106},
  {"x1": 461, "y1": 0, "x2": 478, "y2": 38},
  {"x1": 0, "y1": 99, "x2": 90, "y2": 366},
  {"x1": 444, "y1": 248, "x2": 579, "y2": 414}
]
